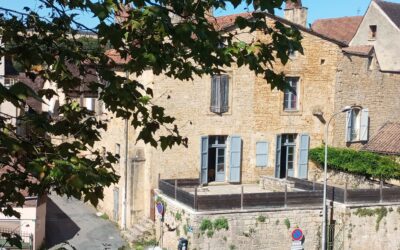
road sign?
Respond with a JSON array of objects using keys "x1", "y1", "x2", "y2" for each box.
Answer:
[
  {"x1": 292, "y1": 228, "x2": 304, "y2": 241},
  {"x1": 291, "y1": 241, "x2": 303, "y2": 250}
]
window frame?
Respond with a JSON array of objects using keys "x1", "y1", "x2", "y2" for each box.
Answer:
[
  {"x1": 369, "y1": 25, "x2": 377, "y2": 40},
  {"x1": 210, "y1": 74, "x2": 229, "y2": 114},
  {"x1": 283, "y1": 77, "x2": 300, "y2": 111}
]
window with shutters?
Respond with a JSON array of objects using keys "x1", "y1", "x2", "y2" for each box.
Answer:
[
  {"x1": 350, "y1": 109, "x2": 361, "y2": 141},
  {"x1": 210, "y1": 75, "x2": 229, "y2": 114},
  {"x1": 283, "y1": 77, "x2": 299, "y2": 111},
  {"x1": 346, "y1": 108, "x2": 369, "y2": 142},
  {"x1": 256, "y1": 141, "x2": 269, "y2": 167}
]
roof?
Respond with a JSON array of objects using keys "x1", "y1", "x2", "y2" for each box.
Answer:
[
  {"x1": 311, "y1": 16, "x2": 363, "y2": 45},
  {"x1": 342, "y1": 45, "x2": 374, "y2": 56},
  {"x1": 363, "y1": 122, "x2": 400, "y2": 155},
  {"x1": 209, "y1": 12, "x2": 253, "y2": 31},
  {"x1": 375, "y1": 0, "x2": 400, "y2": 29},
  {"x1": 106, "y1": 11, "x2": 350, "y2": 65},
  {"x1": 105, "y1": 49, "x2": 131, "y2": 65},
  {"x1": 215, "y1": 12, "x2": 348, "y2": 46}
]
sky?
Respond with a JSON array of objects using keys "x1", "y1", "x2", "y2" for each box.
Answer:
[{"x1": 1, "y1": 0, "x2": 400, "y2": 29}]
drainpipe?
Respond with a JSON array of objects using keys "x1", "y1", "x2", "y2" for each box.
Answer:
[{"x1": 122, "y1": 72, "x2": 129, "y2": 230}]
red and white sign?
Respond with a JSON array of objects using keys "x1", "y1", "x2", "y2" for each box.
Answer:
[{"x1": 292, "y1": 228, "x2": 304, "y2": 241}]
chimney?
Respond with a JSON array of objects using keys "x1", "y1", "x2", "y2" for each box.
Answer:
[{"x1": 284, "y1": 0, "x2": 308, "y2": 27}]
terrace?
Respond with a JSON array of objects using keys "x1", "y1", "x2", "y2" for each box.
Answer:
[{"x1": 158, "y1": 176, "x2": 400, "y2": 211}]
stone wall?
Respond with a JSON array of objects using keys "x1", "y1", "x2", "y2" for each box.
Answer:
[
  {"x1": 96, "y1": 22, "x2": 346, "y2": 223},
  {"x1": 333, "y1": 53, "x2": 400, "y2": 149},
  {"x1": 309, "y1": 164, "x2": 382, "y2": 189},
  {"x1": 156, "y1": 193, "x2": 322, "y2": 250},
  {"x1": 344, "y1": 205, "x2": 400, "y2": 250},
  {"x1": 156, "y1": 192, "x2": 400, "y2": 250},
  {"x1": 253, "y1": 29, "x2": 342, "y2": 180},
  {"x1": 259, "y1": 176, "x2": 295, "y2": 191}
]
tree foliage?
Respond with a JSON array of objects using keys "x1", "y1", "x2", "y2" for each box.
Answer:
[
  {"x1": 309, "y1": 147, "x2": 400, "y2": 180},
  {"x1": 0, "y1": 0, "x2": 302, "y2": 234}
]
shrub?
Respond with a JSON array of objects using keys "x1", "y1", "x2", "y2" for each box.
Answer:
[
  {"x1": 309, "y1": 147, "x2": 400, "y2": 180},
  {"x1": 213, "y1": 217, "x2": 229, "y2": 231}
]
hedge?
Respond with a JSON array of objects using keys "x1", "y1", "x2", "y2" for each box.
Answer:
[{"x1": 309, "y1": 147, "x2": 400, "y2": 180}]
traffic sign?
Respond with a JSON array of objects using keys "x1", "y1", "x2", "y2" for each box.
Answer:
[{"x1": 292, "y1": 228, "x2": 304, "y2": 241}]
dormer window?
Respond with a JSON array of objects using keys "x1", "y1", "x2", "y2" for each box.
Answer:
[{"x1": 369, "y1": 25, "x2": 377, "y2": 40}]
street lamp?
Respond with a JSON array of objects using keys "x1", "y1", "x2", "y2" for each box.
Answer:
[{"x1": 321, "y1": 105, "x2": 352, "y2": 250}]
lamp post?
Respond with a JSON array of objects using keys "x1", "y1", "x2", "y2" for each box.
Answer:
[{"x1": 321, "y1": 106, "x2": 352, "y2": 250}]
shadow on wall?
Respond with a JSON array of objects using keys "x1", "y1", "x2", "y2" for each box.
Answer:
[{"x1": 45, "y1": 198, "x2": 80, "y2": 248}]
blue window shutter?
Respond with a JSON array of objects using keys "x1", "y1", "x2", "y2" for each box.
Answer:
[
  {"x1": 221, "y1": 75, "x2": 229, "y2": 113},
  {"x1": 359, "y1": 108, "x2": 369, "y2": 141},
  {"x1": 211, "y1": 77, "x2": 217, "y2": 112},
  {"x1": 275, "y1": 135, "x2": 282, "y2": 178},
  {"x1": 229, "y1": 136, "x2": 242, "y2": 182},
  {"x1": 200, "y1": 136, "x2": 209, "y2": 184},
  {"x1": 256, "y1": 141, "x2": 269, "y2": 167},
  {"x1": 298, "y1": 134, "x2": 310, "y2": 179},
  {"x1": 345, "y1": 110, "x2": 352, "y2": 142}
]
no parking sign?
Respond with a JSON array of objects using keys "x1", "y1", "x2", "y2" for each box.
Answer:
[
  {"x1": 291, "y1": 228, "x2": 304, "y2": 250},
  {"x1": 292, "y1": 228, "x2": 304, "y2": 241}
]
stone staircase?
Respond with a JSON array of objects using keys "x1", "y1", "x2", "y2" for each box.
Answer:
[{"x1": 122, "y1": 218, "x2": 156, "y2": 244}]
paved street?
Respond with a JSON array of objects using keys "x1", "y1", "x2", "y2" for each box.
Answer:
[{"x1": 46, "y1": 194, "x2": 127, "y2": 250}]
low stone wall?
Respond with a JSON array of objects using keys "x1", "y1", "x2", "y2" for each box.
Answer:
[
  {"x1": 343, "y1": 204, "x2": 400, "y2": 250},
  {"x1": 259, "y1": 176, "x2": 295, "y2": 191},
  {"x1": 309, "y1": 167, "x2": 381, "y2": 189},
  {"x1": 155, "y1": 190, "x2": 400, "y2": 250}
]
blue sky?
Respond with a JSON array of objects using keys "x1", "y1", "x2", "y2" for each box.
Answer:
[{"x1": 1, "y1": 0, "x2": 400, "y2": 29}]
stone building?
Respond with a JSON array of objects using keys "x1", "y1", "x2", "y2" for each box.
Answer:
[
  {"x1": 312, "y1": 0, "x2": 400, "y2": 149},
  {"x1": 95, "y1": 0, "x2": 353, "y2": 231},
  {"x1": 43, "y1": 0, "x2": 400, "y2": 238}
]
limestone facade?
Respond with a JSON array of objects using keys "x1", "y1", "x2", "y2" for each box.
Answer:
[
  {"x1": 332, "y1": 52, "x2": 400, "y2": 149},
  {"x1": 93, "y1": 22, "x2": 348, "y2": 227}
]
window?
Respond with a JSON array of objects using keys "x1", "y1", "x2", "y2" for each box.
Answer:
[
  {"x1": 369, "y1": 25, "x2": 377, "y2": 39},
  {"x1": 115, "y1": 143, "x2": 120, "y2": 157},
  {"x1": 210, "y1": 75, "x2": 229, "y2": 114},
  {"x1": 256, "y1": 141, "x2": 269, "y2": 167},
  {"x1": 4, "y1": 78, "x2": 16, "y2": 89},
  {"x1": 200, "y1": 135, "x2": 228, "y2": 183},
  {"x1": 284, "y1": 77, "x2": 299, "y2": 111},
  {"x1": 345, "y1": 108, "x2": 369, "y2": 142},
  {"x1": 288, "y1": 44, "x2": 296, "y2": 58},
  {"x1": 84, "y1": 97, "x2": 95, "y2": 111}
]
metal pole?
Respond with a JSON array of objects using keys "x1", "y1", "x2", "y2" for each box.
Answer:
[
  {"x1": 194, "y1": 187, "x2": 198, "y2": 211},
  {"x1": 322, "y1": 108, "x2": 350, "y2": 250},
  {"x1": 380, "y1": 178, "x2": 383, "y2": 203},
  {"x1": 122, "y1": 72, "x2": 130, "y2": 230},
  {"x1": 241, "y1": 185, "x2": 244, "y2": 210},
  {"x1": 174, "y1": 179, "x2": 178, "y2": 200},
  {"x1": 322, "y1": 125, "x2": 328, "y2": 250},
  {"x1": 284, "y1": 183, "x2": 288, "y2": 208}
]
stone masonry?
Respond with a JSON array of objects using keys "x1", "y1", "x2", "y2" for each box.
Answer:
[{"x1": 156, "y1": 191, "x2": 400, "y2": 250}]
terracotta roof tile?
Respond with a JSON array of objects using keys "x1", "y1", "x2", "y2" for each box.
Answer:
[
  {"x1": 311, "y1": 16, "x2": 363, "y2": 45},
  {"x1": 363, "y1": 122, "x2": 400, "y2": 155},
  {"x1": 105, "y1": 49, "x2": 131, "y2": 65},
  {"x1": 342, "y1": 45, "x2": 374, "y2": 56},
  {"x1": 209, "y1": 12, "x2": 253, "y2": 31},
  {"x1": 376, "y1": 0, "x2": 400, "y2": 29}
]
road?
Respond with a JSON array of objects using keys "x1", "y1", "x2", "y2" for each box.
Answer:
[{"x1": 46, "y1": 194, "x2": 127, "y2": 250}]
